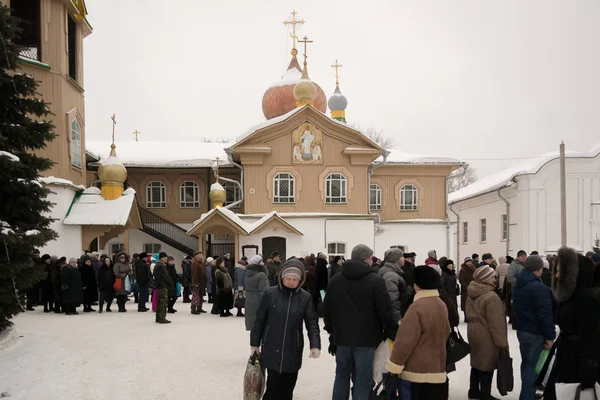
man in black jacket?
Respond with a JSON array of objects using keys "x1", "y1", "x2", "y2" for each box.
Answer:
[
  {"x1": 135, "y1": 252, "x2": 151, "y2": 312},
  {"x1": 153, "y1": 252, "x2": 174, "y2": 323},
  {"x1": 324, "y1": 244, "x2": 396, "y2": 400}
]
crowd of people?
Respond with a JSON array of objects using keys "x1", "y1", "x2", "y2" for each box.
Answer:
[{"x1": 22, "y1": 245, "x2": 600, "y2": 399}]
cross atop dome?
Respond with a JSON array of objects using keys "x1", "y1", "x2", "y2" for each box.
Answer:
[{"x1": 283, "y1": 10, "x2": 305, "y2": 56}]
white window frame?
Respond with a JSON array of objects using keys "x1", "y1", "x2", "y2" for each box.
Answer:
[
  {"x1": 463, "y1": 221, "x2": 468, "y2": 244},
  {"x1": 143, "y1": 243, "x2": 162, "y2": 254},
  {"x1": 325, "y1": 173, "x2": 347, "y2": 204},
  {"x1": 273, "y1": 173, "x2": 295, "y2": 203},
  {"x1": 370, "y1": 184, "x2": 382, "y2": 210},
  {"x1": 70, "y1": 119, "x2": 81, "y2": 168},
  {"x1": 110, "y1": 243, "x2": 124, "y2": 256},
  {"x1": 400, "y1": 184, "x2": 418, "y2": 211},
  {"x1": 501, "y1": 214, "x2": 508, "y2": 241},
  {"x1": 480, "y1": 218, "x2": 487, "y2": 243},
  {"x1": 146, "y1": 181, "x2": 167, "y2": 208},
  {"x1": 179, "y1": 181, "x2": 199, "y2": 208},
  {"x1": 223, "y1": 181, "x2": 242, "y2": 208},
  {"x1": 327, "y1": 242, "x2": 346, "y2": 258}
]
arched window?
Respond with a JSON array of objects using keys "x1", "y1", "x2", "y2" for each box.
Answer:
[
  {"x1": 325, "y1": 173, "x2": 347, "y2": 204},
  {"x1": 146, "y1": 181, "x2": 166, "y2": 208},
  {"x1": 370, "y1": 184, "x2": 382, "y2": 210},
  {"x1": 223, "y1": 181, "x2": 241, "y2": 208},
  {"x1": 273, "y1": 173, "x2": 295, "y2": 203},
  {"x1": 179, "y1": 181, "x2": 199, "y2": 208},
  {"x1": 400, "y1": 184, "x2": 418, "y2": 211},
  {"x1": 70, "y1": 119, "x2": 81, "y2": 168}
]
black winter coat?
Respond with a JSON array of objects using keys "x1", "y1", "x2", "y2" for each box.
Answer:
[
  {"x1": 441, "y1": 269, "x2": 459, "y2": 311},
  {"x1": 323, "y1": 259, "x2": 396, "y2": 347},
  {"x1": 250, "y1": 285, "x2": 320, "y2": 373},
  {"x1": 61, "y1": 266, "x2": 83, "y2": 305},
  {"x1": 153, "y1": 261, "x2": 174, "y2": 290},
  {"x1": 51, "y1": 263, "x2": 63, "y2": 302},
  {"x1": 181, "y1": 260, "x2": 192, "y2": 288},
  {"x1": 401, "y1": 261, "x2": 415, "y2": 288},
  {"x1": 80, "y1": 263, "x2": 98, "y2": 303},
  {"x1": 135, "y1": 259, "x2": 151, "y2": 284},
  {"x1": 97, "y1": 263, "x2": 115, "y2": 292},
  {"x1": 40, "y1": 262, "x2": 53, "y2": 302},
  {"x1": 316, "y1": 258, "x2": 329, "y2": 291},
  {"x1": 166, "y1": 263, "x2": 179, "y2": 297}
]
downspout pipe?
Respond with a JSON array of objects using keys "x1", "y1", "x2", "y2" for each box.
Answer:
[
  {"x1": 445, "y1": 176, "x2": 450, "y2": 259},
  {"x1": 497, "y1": 188, "x2": 510, "y2": 256},
  {"x1": 449, "y1": 203, "x2": 460, "y2": 263},
  {"x1": 368, "y1": 150, "x2": 389, "y2": 251},
  {"x1": 223, "y1": 147, "x2": 244, "y2": 210}
]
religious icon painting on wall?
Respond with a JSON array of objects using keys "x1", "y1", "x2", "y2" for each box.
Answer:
[{"x1": 292, "y1": 123, "x2": 323, "y2": 164}]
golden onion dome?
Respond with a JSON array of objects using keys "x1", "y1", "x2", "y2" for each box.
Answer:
[
  {"x1": 209, "y1": 181, "x2": 226, "y2": 209},
  {"x1": 293, "y1": 63, "x2": 317, "y2": 107},
  {"x1": 98, "y1": 144, "x2": 127, "y2": 185}
]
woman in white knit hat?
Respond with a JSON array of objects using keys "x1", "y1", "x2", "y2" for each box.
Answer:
[{"x1": 250, "y1": 259, "x2": 321, "y2": 400}]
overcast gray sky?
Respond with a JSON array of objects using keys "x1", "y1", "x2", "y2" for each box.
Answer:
[{"x1": 83, "y1": 0, "x2": 600, "y2": 177}]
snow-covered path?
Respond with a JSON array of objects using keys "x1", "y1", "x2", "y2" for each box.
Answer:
[{"x1": 0, "y1": 302, "x2": 522, "y2": 399}]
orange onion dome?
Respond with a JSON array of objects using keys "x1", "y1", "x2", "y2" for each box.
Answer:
[{"x1": 262, "y1": 55, "x2": 327, "y2": 120}]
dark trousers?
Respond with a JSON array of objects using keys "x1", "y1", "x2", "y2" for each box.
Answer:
[
  {"x1": 517, "y1": 331, "x2": 545, "y2": 400},
  {"x1": 137, "y1": 282, "x2": 149, "y2": 310},
  {"x1": 410, "y1": 381, "x2": 448, "y2": 400},
  {"x1": 183, "y1": 286, "x2": 191, "y2": 303},
  {"x1": 26, "y1": 288, "x2": 38, "y2": 307},
  {"x1": 168, "y1": 296, "x2": 177, "y2": 311},
  {"x1": 263, "y1": 369, "x2": 298, "y2": 400},
  {"x1": 99, "y1": 291, "x2": 113, "y2": 311},
  {"x1": 63, "y1": 303, "x2": 77, "y2": 314},
  {"x1": 53, "y1": 301, "x2": 62, "y2": 313},
  {"x1": 156, "y1": 288, "x2": 168, "y2": 322},
  {"x1": 116, "y1": 294, "x2": 127, "y2": 311},
  {"x1": 333, "y1": 346, "x2": 376, "y2": 400},
  {"x1": 470, "y1": 368, "x2": 494, "y2": 396}
]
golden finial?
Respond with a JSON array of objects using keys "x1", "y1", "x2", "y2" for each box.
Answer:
[
  {"x1": 132, "y1": 129, "x2": 141, "y2": 142},
  {"x1": 283, "y1": 10, "x2": 305, "y2": 55},
  {"x1": 110, "y1": 114, "x2": 117, "y2": 146},
  {"x1": 215, "y1": 156, "x2": 220, "y2": 180},
  {"x1": 332, "y1": 59, "x2": 342, "y2": 86},
  {"x1": 298, "y1": 36, "x2": 313, "y2": 66}
]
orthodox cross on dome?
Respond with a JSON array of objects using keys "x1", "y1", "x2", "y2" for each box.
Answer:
[
  {"x1": 283, "y1": 10, "x2": 305, "y2": 53},
  {"x1": 298, "y1": 36, "x2": 313, "y2": 65},
  {"x1": 332, "y1": 59, "x2": 342, "y2": 86},
  {"x1": 111, "y1": 113, "x2": 117, "y2": 145},
  {"x1": 132, "y1": 129, "x2": 141, "y2": 142},
  {"x1": 215, "y1": 156, "x2": 220, "y2": 180}
]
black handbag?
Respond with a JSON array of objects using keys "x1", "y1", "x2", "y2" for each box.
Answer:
[
  {"x1": 497, "y1": 348, "x2": 514, "y2": 396},
  {"x1": 446, "y1": 327, "x2": 471, "y2": 365}
]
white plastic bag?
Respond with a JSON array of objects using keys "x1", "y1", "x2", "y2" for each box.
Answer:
[
  {"x1": 373, "y1": 339, "x2": 393, "y2": 383},
  {"x1": 124, "y1": 275, "x2": 131, "y2": 292},
  {"x1": 555, "y1": 382, "x2": 600, "y2": 400}
]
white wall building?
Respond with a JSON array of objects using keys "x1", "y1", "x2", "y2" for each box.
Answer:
[{"x1": 448, "y1": 143, "x2": 600, "y2": 263}]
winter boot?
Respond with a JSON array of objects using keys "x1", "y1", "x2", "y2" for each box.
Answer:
[
  {"x1": 468, "y1": 390, "x2": 480, "y2": 400},
  {"x1": 26, "y1": 305, "x2": 35, "y2": 311},
  {"x1": 226, "y1": 310, "x2": 233, "y2": 317},
  {"x1": 480, "y1": 384, "x2": 499, "y2": 400},
  {"x1": 236, "y1": 309, "x2": 245, "y2": 317},
  {"x1": 157, "y1": 319, "x2": 171, "y2": 324},
  {"x1": 219, "y1": 311, "x2": 227, "y2": 317},
  {"x1": 98, "y1": 305, "x2": 103, "y2": 314}
]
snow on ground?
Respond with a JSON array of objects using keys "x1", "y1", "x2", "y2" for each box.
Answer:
[{"x1": 0, "y1": 299, "x2": 522, "y2": 400}]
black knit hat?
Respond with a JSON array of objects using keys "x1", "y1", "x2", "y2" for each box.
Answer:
[
  {"x1": 158, "y1": 252, "x2": 168, "y2": 259},
  {"x1": 413, "y1": 265, "x2": 442, "y2": 290}
]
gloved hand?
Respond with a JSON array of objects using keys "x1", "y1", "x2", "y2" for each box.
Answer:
[
  {"x1": 309, "y1": 348, "x2": 320, "y2": 359},
  {"x1": 328, "y1": 335, "x2": 337, "y2": 356},
  {"x1": 250, "y1": 346, "x2": 260, "y2": 356}
]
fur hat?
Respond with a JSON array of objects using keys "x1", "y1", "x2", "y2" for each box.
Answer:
[
  {"x1": 524, "y1": 255, "x2": 543, "y2": 272},
  {"x1": 552, "y1": 246, "x2": 594, "y2": 302},
  {"x1": 249, "y1": 255, "x2": 263, "y2": 265},
  {"x1": 463, "y1": 257, "x2": 473, "y2": 264},
  {"x1": 139, "y1": 252, "x2": 148, "y2": 259},
  {"x1": 68, "y1": 257, "x2": 77, "y2": 264},
  {"x1": 206, "y1": 257, "x2": 214, "y2": 264},
  {"x1": 383, "y1": 248, "x2": 404, "y2": 264},
  {"x1": 428, "y1": 250, "x2": 437, "y2": 259},
  {"x1": 351, "y1": 244, "x2": 374, "y2": 261},
  {"x1": 414, "y1": 265, "x2": 441, "y2": 290},
  {"x1": 482, "y1": 253, "x2": 493, "y2": 261},
  {"x1": 474, "y1": 266, "x2": 495, "y2": 283},
  {"x1": 41, "y1": 254, "x2": 51, "y2": 262}
]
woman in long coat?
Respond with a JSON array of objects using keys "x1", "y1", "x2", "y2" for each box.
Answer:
[
  {"x1": 466, "y1": 265, "x2": 509, "y2": 399},
  {"x1": 80, "y1": 256, "x2": 98, "y2": 312},
  {"x1": 61, "y1": 258, "x2": 84, "y2": 315},
  {"x1": 244, "y1": 255, "x2": 269, "y2": 331},
  {"x1": 250, "y1": 260, "x2": 321, "y2": 400},
  {"x1": 543, "y1": 247, "x2": 600, "y2": 399},
  {"x1": 166, "y1": 256, "x2": 179, "y2": 313},
  {"x1": 459, "y1": 257, "x2": 476, "y2": 322},
  {"x1": 440, "y1": 258, "x2": 459, "y2": 311},
  {"x1": 113, "y1": 252, "x2": 132, "y2": 312},
  {"x1": 51, "y1": 257, "x2": 66, "y2": 313},
  {"x1": 214, "y1": 257, "x2": 234, "y2": 317},
  {"x1": 40, "y1": 254, "x2": 54, "y2": 312},
  {"x1": 97, "y1": 255, "x2": 115, "y2": 313}
]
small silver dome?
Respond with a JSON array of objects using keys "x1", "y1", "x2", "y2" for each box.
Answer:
[{"x1": 328, "y1": 85, "x2": 348, "y2": 111}]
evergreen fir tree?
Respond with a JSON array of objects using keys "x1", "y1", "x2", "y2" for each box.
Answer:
[{"x1": 0, "y1": 4, "x2": 57, "y2": 331}]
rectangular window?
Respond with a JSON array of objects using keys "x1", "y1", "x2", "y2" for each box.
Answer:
[
  {"x1": 143, "y1": 243, "x2": 161, "y2": 254},
  {"x1": 327, "y1": 242, "x2": 346, "y2": 257},
  {"x1": 463, "y1": 222, "x2": 468, "y2": 244},
  {"x1": 480, "y1": 218, "x2": 487, "y2": 243},
  {"x1": 502, "y1": 214, "x2": 508, "y2": 241},
  {"x1": 67, "y1": 16, "x2": 77, "y2": 80},
  {"x1": 146, "y1": 182, "x2": 167, "y2": 208},
  {"x1": 70, "y1": 119, "x2": 81, "y2": 168},
  {"x1": 110, "y1": 243, "x2": 124, "y2": 256},
  {"x1": 223, "y1": 182, "x2": 241, "y2": 208},
  {"x1": 370, "y1": 184, "x2": 382, "y2": 210},
  {"x1": 325, "y1": 174, "x2": 347, "y2": 204},
  {"x1": 274, "y1": 173, "x2": 295, "y2": 203},
  {"x1": 13, "y1": 0, "x2": 41, "y2": 61},
  {"x1": 180, "y1": 182, "x2": 199, "y2": 208}
]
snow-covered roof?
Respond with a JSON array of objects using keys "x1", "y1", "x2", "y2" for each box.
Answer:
[
  {"x1": 235, "y1": 107, "x2": 304, "y2": 143},
  {"x1": 449, "y1": 142, "x2": 600, "y2": 204},
  {"x1": 188, "y1": 207, "x2": 302, "y2": 235},
  {"x1": 63, "y1": 188, "x2": 137, "y2": 226},
  {"x1": 86, "y1": 141, "x2": 232, "y2": 168},
  {"x1": 38, "y1": 176, "x2": 85, "y2": 191},
  {"x1": 383, "y1": 149, "x2": 462, "y2": 166}
]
